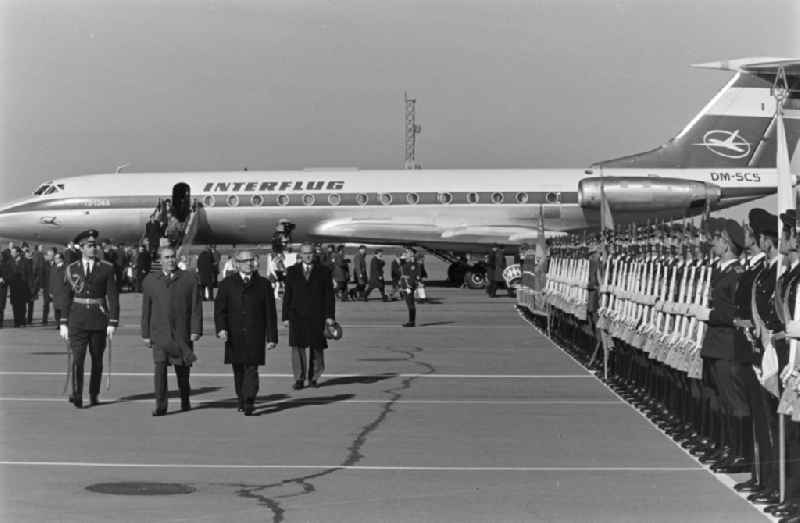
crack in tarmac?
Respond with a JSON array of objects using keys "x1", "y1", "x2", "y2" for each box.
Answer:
[{"x1": 221, "y1": 345, "x2": 435, "y2": 522}]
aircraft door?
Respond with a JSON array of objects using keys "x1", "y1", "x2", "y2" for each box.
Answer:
[{"x1": 171, "y1": 182, "x2": 191, "y2": 222}]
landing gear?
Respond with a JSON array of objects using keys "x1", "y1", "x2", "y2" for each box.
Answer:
[{"x1": 464, "y1": 268, "x2": 487, "y2": 289}]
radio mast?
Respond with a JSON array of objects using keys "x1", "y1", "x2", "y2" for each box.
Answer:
[{"x1": 403, "y1": 92, "x2": 422, "y2": 169}]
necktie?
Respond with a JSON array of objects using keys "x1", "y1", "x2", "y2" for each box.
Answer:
[
  {"x1": 85, "y1": 262, "x2": 91, "y2": 275},
  {"x1": 304, "y1": 265, "x2": 311, "y2": 280},
  {"x1": 243, "y1": 276, "x2": 250, "y2": 284}
]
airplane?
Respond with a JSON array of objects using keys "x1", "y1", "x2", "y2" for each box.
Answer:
[{"x1": 0, "y1": 57, "x2": 798, "y2": 261}]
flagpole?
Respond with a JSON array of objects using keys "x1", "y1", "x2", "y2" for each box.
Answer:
[{"x1": 772, "y1": 64, "x2": 791, "y2": 504}]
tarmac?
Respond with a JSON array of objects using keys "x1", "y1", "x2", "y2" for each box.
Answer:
[{"x1": 0, "y1": 283, "x2": 770, "y2": 522}]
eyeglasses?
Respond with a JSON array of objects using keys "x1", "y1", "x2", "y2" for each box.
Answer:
[{"x1": 235, "y1": 258, "x2": 253, "y2": 263}]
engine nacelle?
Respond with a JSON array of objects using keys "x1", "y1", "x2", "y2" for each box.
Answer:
[{"x1": 577, "y1": 177, "x2": 721, "y2": 212}]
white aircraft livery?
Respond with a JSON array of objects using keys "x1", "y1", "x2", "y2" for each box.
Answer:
[{"x1": 0, "y1": 57, "x2": 798, "y2": 252}]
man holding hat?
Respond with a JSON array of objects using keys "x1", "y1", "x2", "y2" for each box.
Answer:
[
  {"x1": 215, "y1": 250, "x2": 278, "y2": 415},
  {"x1": 58, "y1": 229, "x2": 119, "y2": 408},
  {"x1": 282, "y1": 243, "x2": 335, "y2": 390}
]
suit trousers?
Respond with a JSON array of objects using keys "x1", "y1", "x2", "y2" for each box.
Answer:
[
  {"x1": 154, "y1": 362, "x2": 191, "y2": 411},
  {"x1": 291, "y1": 347, "x2": 324, "y2": 382},
  {"x1": 70, "y1": 328, "x2": 106, "y2": 398},
  {"x1": 41, "y1": 292, "x2": 52, "y2": 323},
  {"x1": 232, "y1": 364, "x2": 259, "y2": 406}
]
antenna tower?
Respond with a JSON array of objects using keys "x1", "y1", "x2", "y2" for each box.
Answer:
[{"x1": 404, "y1": 92, "x2": 422, "y2": 169}]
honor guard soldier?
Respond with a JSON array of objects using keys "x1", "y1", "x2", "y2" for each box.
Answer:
[
  {"x1": 58, "y1": 229, "x2": 119, "y2": 408},
  {"x1": 399, "y1": 248, "x2": 423, "y2": 327}
]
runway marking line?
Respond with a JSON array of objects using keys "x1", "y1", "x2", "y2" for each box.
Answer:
[
  {"x1": 0, "y1": 372, "x2": 594, "y2": 379},
  {"x1": 0, "y1": 397, "x2": 622, "y2": 405},
  {"x1": 0, "y1": 460, "x2": 703, "y2": 472}
]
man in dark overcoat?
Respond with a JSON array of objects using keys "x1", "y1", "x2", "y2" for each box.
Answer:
[
  {"x1": 141, "y1": 246, "x2": 203, "y2": 416},
  {"x1": 282, "y1": 243, "x2": 335, "y2": 390},
  {"x1": 215, "y1": 250, "x2": 278, "y2": 415},
  {"x1": 58, "y1": 230, "x2": 119, "y2": 408},
  {"x1": 365, "y1": 249, "x2": 387, "y2": 301},
  {"x1": 486, "y1": 244, "x2": 507, "y2": 298},
  {"x1": 197, "y1": 246, "x2": 216, "y2": 301},
  {"x1": 332, "y1": 245, "x2": 349, "y2": 301},
  {"x1": 48, "y1": 251, "x2": 69, "y2": 327},
  {"x1": 8, "y1": 246, "x2": 31, "y2": 327},
  {"x1": 352, "y1": 245, "x2": 368, "y2": 300}
]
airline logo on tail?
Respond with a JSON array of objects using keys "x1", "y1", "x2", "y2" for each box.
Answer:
[{"x1": 694, "y1": 129, "x2": 751, "y2": 159}]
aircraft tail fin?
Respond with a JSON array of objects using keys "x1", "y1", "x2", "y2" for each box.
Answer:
[{"x1": 595, "y1": 57, "x2": 800, "y2": 169}]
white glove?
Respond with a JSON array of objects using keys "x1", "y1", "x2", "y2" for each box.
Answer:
[
  {"x1": 786, "y1": 319, "x2": 800, "y2": 339},
  {"x1": 217, "y1": 330, "x2": 228, "y2": 342},
  {"x1": 106, "y1": 326, "x2": 116, "y2": 340},
  {"x1": 59, "y1": 324, "x2": 69, "y2": 341},
  {"x1": 266, "y1": 342, "x2": 277, "y2": 350}
]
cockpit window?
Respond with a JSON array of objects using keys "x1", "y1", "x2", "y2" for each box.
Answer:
[{"x1": 32, "y1": 181, "x2": 63, "y2": 196}]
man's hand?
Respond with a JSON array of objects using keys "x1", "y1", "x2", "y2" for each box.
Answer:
[
  {"x1": 106, "y1": 326, "x2": 116, "y2": 340},
  {"x1": 190, "y1": 333, "x2": 201, "y2": 342},
  {"x1": 325, "y1": 318, "x2": 335, "y2": 326},
  {"x1": 733, "y1": 318, "x2": 754, "y2": 329},
  {"x1": 142, "y1": 338, "x2": 152, "y2": 348},
  {"x1": 217, "y1": 330, "x2": 228, "y2": 342},
  {"x1": 282, "y1": 320, "x2": 289, "y2": 328},
  {"x1": 59, "y1": 324, "x2": 69, "y2": 341},
  {"x1": 266, "y1": 342, "x2": 277, "y2": 351}
]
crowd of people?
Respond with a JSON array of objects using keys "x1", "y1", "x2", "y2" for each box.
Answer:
[{"x1": 519, "y1": 208, "x2": 800, "y2": 521}]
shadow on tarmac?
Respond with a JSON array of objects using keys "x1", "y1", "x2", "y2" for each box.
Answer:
[
  {"x1": 119, "y1": 386, "x2": 224, "y2": 402},
  {"x1": 318, "y1": 374, "x2": 396, "y2": 387}
]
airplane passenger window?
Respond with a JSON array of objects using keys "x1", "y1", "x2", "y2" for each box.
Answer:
[
  {"x1": 227, "y1": 195, "x2": 240, "y2": 207},
  {"x1": 437, "y1": 192, "x2": 453, "y2": 204},
  {"x1": 328, "y1": 193, "x2": 341, "y2": 206},
  {"x1": 356, "y1": 193, "x2": 368, "y2": 206},
  {"x1": 546, "y1": 192, "x2": 561, "y2": 203},
  {"x1": 251, "y1": 194, "x2": 264, "y2": 207},
  {"x1": 467, "y1": 192, "x2": 480, "y2": 204},
  {"x1": 491, "y1": 192, "x2": 504, "y2": 204},
  {"x1": 303, "y1": 194, "x2": 316, "y2": 206},
  {"x1": 277, "y1": 194, "x2": 290, "y2": 206},
  {"x1": 515, "y1": 192, "x2": 529, "y2": 204},
  {"x1": 406, "y1": 193, "x2": 419, "y2": 205},
  {"x1": 379, "y1": 193, "x2": 392, "y2": 205},
  {"x1": 203, "y1": 195, "x2": 216, "y2": 207}
]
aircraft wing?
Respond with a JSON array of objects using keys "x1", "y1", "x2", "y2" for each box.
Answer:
[{"x1": 312, "y1": 219, "x2": 555, "y2": 245}]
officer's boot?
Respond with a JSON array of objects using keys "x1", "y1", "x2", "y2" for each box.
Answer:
[{"x1": 88, "y1": 361, "x2": 103, "y2": 406}]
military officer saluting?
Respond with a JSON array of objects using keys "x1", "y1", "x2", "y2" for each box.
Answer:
[{"x1": 58, "y1": 229, "x2": 119, "y2": 408}]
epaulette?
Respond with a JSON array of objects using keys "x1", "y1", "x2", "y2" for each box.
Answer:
[{"x1": 733, "y1": 264, "x2": 745, "y2": 274}]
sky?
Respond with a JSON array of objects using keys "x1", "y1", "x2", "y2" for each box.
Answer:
[{"x1": 1, "y1": 0, "x2": 798, "y2": 221}]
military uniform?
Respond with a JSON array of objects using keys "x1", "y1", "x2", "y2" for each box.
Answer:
[
  {"x1": 399, "y1": 255, "x2": 423, "y2": 327},
  {"x1": 59, "y1": 230, "x2": 119, "y2": 408}
]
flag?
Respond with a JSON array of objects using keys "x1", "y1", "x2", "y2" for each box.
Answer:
[{"x1": 763, "y1": 66, "x2": 793, "y2": 392}]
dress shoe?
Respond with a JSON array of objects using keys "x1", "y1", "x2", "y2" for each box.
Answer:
[
  {"x1": 292, "y1": 381, "x2": 304, "y2": 390},
  {"x1": 780, "y1": 514, "x2": 800, "y2": 523},
  {"x1": 713, "y1": 456, "x2": 749, "y2": 474},
  {"x1": 767, "y1": 502, "x2": 799, "y2": 518},
  {"x1": 181, "y1": 399, "x2": 191, "y2": 412},
  {"x1": 243, "y1": 404, "x2": 254, "y2": 416},
  {"x1": 734, "y1": 479, "x2": 762, "y2": 493},
  {"x1": 748, "y1": 490, "x2": 779, "y2": 505},
  {"x1": 237, "y1": 399, "x2": 244, "y2": 412},
  {"x1": 152, "y1": 408, "x2": 167, "y2": 417},
  {"x1": 402, "y1": 322, "x2": 415, "y2": 327},
  {"x1": 69, "y1": 395, "x2": 82, "y2": 408},
  {"x1": 309, "y1": 380, "x2": 319, "y2": 388},
  {"x1": 89, "y1": 395, "x2": 99, "y2": 406}
]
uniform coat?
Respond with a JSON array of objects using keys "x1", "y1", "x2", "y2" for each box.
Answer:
[
  {"x1": 141, "y1": 270, "x2": 203, "y2": 366},
  {"x1": 214, "y1": 273, "x2": 278, "y2": 365},
  {"x1": 352, "y1": 252, "x2": 367, "y2": 285},
  {"x1": 60, "y1": 259, "x2": 120, "y2": 331},
  {"x1": 368, "y1": 256, "x2": 385, "y2": 287},
  {"x1": 282, "y1": 263, "x2": 335, "y2": 350},
  {"x1": 701, "y1": 260, "x2": 742, "y2": 360},
  {"x1": 48, "y1": 262, "x2": 68, "y2": 319}
]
